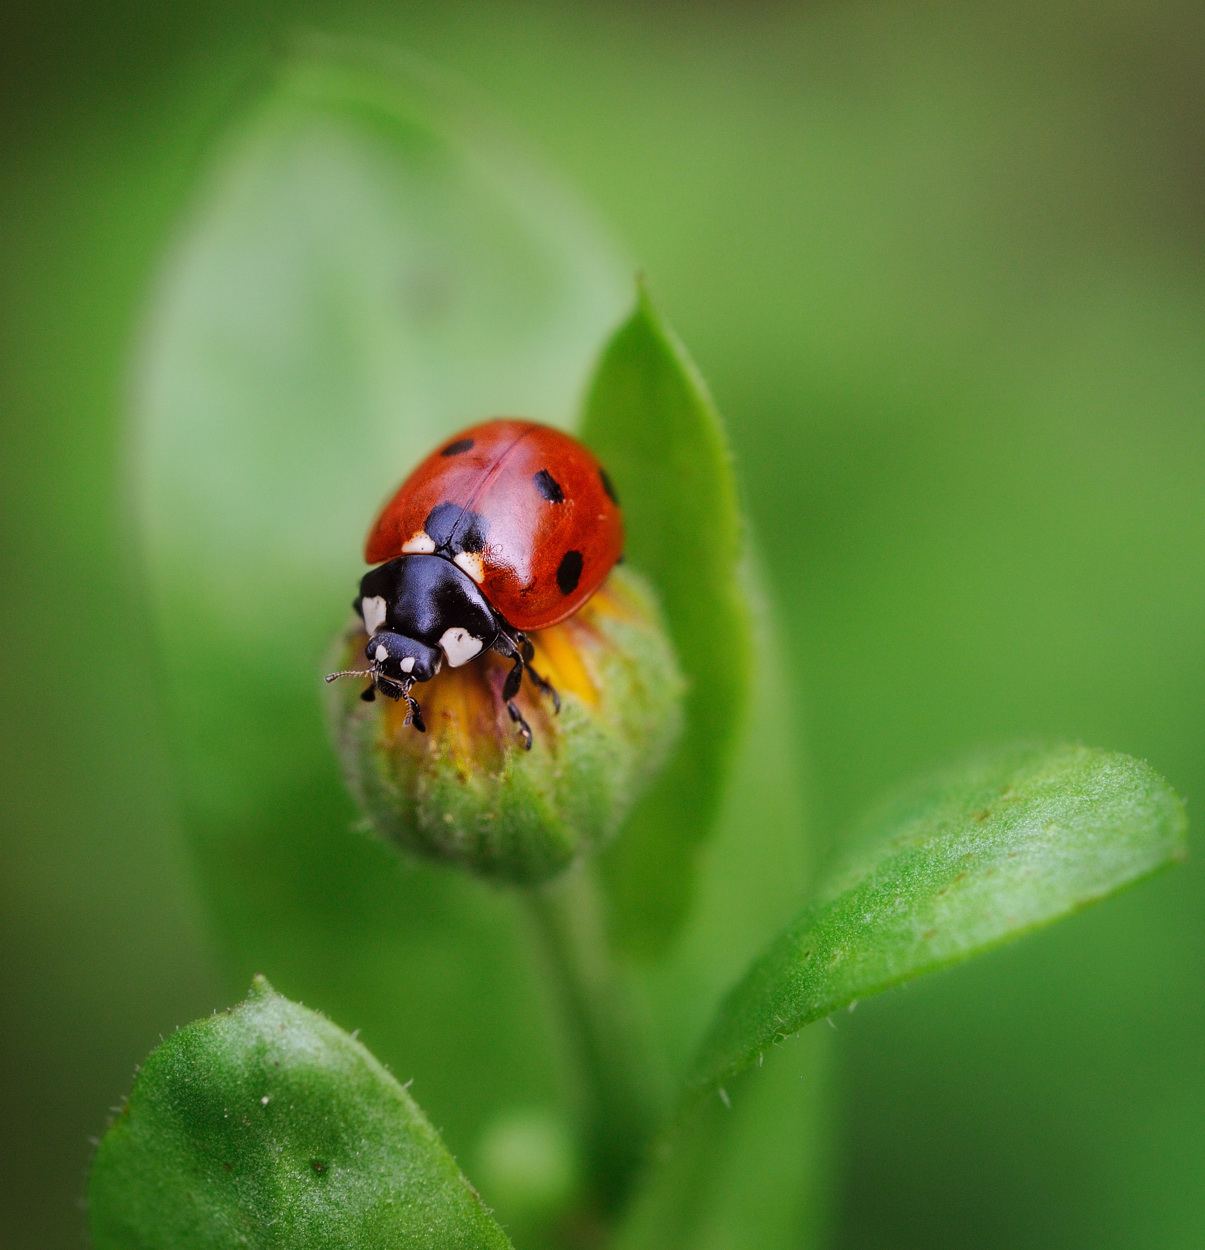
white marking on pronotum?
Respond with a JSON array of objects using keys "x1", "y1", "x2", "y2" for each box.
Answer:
[
  {"x1": 439, "y1": 627, "x2": 484, "y2": 667},
  {"x1": 453, "y1": 550, "x2": 486, "y2": 584},
  {"x1": 402, "y1": 530, "x2": 436, "y2": 554},
  {"x1": 361, "y1": 595, "x2": 387, "y2": 636},
  {"x1": 374, "y1": 644, "x2": 389, "y2": 663},
  {"x1": 400, "y1": 656, "x2": 415, "y2": 673}
]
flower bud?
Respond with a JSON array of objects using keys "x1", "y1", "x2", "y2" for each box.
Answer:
[{"x1": 325, "y1": 565, "x2": 683, "y2": 884}]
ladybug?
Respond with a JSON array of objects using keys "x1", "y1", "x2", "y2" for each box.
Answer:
[{"x1": 327, "y1": 419, "x2": 623, "y2": 748}]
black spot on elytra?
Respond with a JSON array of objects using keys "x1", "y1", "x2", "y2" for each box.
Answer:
[
  {"x1": 423, "y1": 502, "x2": 460, "y2": 547},
  {"x1": 599, "y1": 467, "x2": 619, "y2": 505},
  {"x1": 441, "y1": 437, "x2": 474, "y2": 456},
  {"x1": 424, "y1": 502, "x2": 487, "y2": 553},
  {"x1": 557, "y1": 550, "x2": 583, "y2": 595},
  {"x1": 533, "y1": 469, "x2": 564, "y2": 503}
]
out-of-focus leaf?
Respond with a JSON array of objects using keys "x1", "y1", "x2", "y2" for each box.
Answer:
[
  {"x1": 132, "y1": 36, "x2": 627, "y2": 1159},
  {"x1": 614, "y1": 1031, "x2": 830, "y2": 1250},
  {"x1": 88, "y1": 977, "x2": 512, "y2": 1249},
  {"x1": 691, "y1": 743, "x2": 1187, "y2": 1094},
  {"x1": 581, "y1": 285, "x2": 751, "y2": 955}
]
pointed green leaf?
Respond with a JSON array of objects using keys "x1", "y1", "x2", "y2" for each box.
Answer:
[
  {"x1": 582, "y1": 285, "x2": 751, "y2": 954},
  {"x1": 691, "y1": 743, "x2": 1187, "y2": 1094},
  {"x1": 88, "y1": 978, "x2": 512, "y2": 1249}
]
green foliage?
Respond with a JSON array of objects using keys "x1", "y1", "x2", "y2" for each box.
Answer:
[
  {"x1": 116, "y1": 32, "x2": 1190, "y2": 1250},
  {"x1": 473, "y1": 1107, "x2": 580, "y2": 1237},
  {"x1": 132, "y1": 36, "x2": 628, "y2": 1172},
  {"x1": 691, "y1": 743, "x2": 1187, "y2": 1095},
  {"x1": 582, "y1": 284, "x2": 751, "y2": 955},
  {"x1": 88, "y1": 978, "x2": 512, "y2": 1250}
]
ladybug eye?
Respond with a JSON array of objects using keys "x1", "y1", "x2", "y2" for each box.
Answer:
[
  {"x1": 440, "y1": 437, "x2": 474, "y2": 457},
  {"x1": 533, "y1": 469, "x2": 564, "y2": 503}
]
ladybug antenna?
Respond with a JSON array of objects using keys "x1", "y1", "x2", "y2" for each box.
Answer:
[{"x1": 324, "y1": 668, "x2": 373, "y2": 684}]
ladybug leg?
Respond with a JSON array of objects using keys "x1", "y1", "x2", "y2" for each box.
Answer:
[
  {"x1": 524, "y1": 664, "x2": 560, "y2": 714},
  {"x1": 502, "y1": 654, "x2": 525, "y2": 703},
  {"x1": 500, "y1": 652, "x2": 537, "y2": 747},
  {"x1": 498, "y1": 629, "x2": 560, "y2": 714},
  {"x1": 371, "y1": 673, "x2": 425, "y2": 733},
  {"x1": 404, "y1": 692, "x2": 426, "y2": 733},
  {"x1": 493, "y1": 629, "x2": 544, "y2": 745},
  {"x1": 506, "y1": 699, "x2": 533, "y2": 751},
  {"x1": 393, "y1": 676, "x2": 425, "y2": 733}
]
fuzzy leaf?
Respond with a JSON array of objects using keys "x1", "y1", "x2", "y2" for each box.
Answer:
[
  {"x1": 692, "y1": 743, "x2": 1187, "y2": 1094},
  {"x1": 582, "y1": 285, "x2": 751, "y2": 955},
  {"x1": 88, "y1": 978, "x2": 512, "y2": 1249}
]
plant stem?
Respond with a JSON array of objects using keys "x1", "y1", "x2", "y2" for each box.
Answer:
[{"x1": 525, "y1": 864, "x2": 655, "y2": 1217}]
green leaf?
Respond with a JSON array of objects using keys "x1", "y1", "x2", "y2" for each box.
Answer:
[
  {"x1": 582, "y1": 284, "x2": 751, "y2": 955},
  {"x1": 691, "y1": 743, "x2": 1187, "y2": 1094},
  {"x1": 88, "y1": 978, "x2": 512, "y2": 1249},
  {"x1": 132, "y1": 37, "x2": 627, "y2": 1160}
]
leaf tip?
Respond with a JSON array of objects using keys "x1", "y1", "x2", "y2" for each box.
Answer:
[
  {"x1": 625, "y1": 275, "x2": 682, "y2": 362},
  {"x1": 248, "y1": 973, "x2": 276, "y2": 999}
]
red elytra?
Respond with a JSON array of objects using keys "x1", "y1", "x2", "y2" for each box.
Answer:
[{"x1": 365, "y1": 419, "x2": 624, "y2": 633}]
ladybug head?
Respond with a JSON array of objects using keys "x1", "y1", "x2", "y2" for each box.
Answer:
[
  {"x1": 324, "y1": 629, "x2": 442, "y2": 706},
  {"x1": 364, "y1": 630, "x2": 442, "y2": 685}
]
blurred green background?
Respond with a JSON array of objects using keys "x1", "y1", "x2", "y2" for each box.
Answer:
[{"x1": 3, "y1": 1, "x2": 1204, "y2": 1247}]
